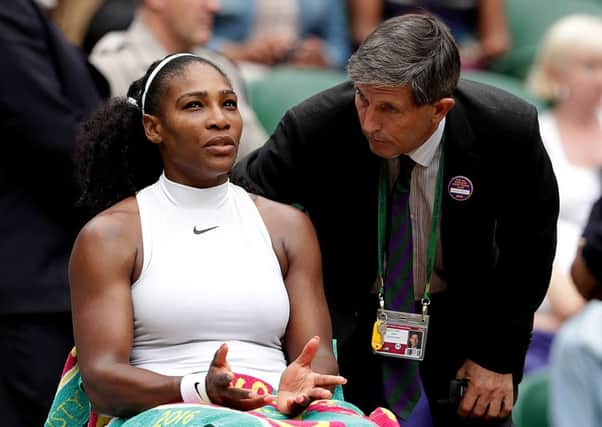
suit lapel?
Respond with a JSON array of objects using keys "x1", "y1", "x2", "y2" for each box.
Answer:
[{"x1": 440, "y1": 97, "x2": 489, "y2": 282}]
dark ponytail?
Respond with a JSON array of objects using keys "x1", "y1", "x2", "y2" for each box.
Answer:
[{"x1": 75, "y1": 74, "x2": 161, "y2": 217}]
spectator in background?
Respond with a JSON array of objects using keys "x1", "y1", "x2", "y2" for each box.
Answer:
[
  {"x1": 47, "y1": 0, "x2": 103, "y2": 47},
  {"x1": 83, "y1": 0, "x2": 137, "y2": 53},
  {"x1": 346, "y1": 0, "x2": 382, "y2": 50},
  {"x1": 90, "y1": 0, "x2": 268, "y2": 160},
  {"x1": 346, "y1": 0, "x2": 509, "y2": 69},
  {"x1": 549, "y1": 196, "x2": 602, "y2": 427},
  {"x1": 524, "y1": 14, "x2": 602, "y2": 374},
  {"x1": 209, "y1": 0, "x2": 351, "y2": 78},
  {"x1": 0, "y1": 0, "x2": 105, "y2": 425},
  {"x1": 572, "y1": 199, "x2": 602, "y2": 301}
]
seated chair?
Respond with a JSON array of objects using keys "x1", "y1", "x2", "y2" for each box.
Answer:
[
  {"x1": 44, "y1": 346, "x2": 398, "y2": 427},
  {"x1": 247, "y1": 66, "x2": 347, "y2": 135},
  {"x1": 490, "y1": 0, "x2": 602, "y2": 80},
  {"x1": 461, "y1": 70, "x2": 547, "y2": 112},
  {"x1": 512, "y1": 370, "x2": 550, "y2": 427}
]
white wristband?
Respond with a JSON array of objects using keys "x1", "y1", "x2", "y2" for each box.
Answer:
[{"x1": 180, "y1": 373, "x2": 211, "y2": 403}]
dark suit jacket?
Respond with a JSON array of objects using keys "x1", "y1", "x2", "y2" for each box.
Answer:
[
  {"x1": 582, "y1": 197, "x2": 602, "y2": 284},
  {"x1": 232, "y1": 79, "x2": 559, "y2": 380},
  {"x1": 0, "y1": 0, "x2": 105, "y2": 314}
]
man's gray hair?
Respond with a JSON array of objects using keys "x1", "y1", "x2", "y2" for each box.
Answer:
[{"x1": 347, "y1": 13, "x2": 460, "y2": 106}]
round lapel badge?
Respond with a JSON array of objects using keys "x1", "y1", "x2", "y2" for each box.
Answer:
[{"x1": 448, "y1": 176, "x2": 473, "y2": 201}]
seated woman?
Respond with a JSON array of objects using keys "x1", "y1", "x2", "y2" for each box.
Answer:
[
  {"x1": 60, "y1": 53, "x2": 397, "y2": 426},
  {"x1": 523, "y1": 14, "x2": 602, "y2": 375}
]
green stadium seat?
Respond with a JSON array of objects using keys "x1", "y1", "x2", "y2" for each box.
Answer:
[
  {"x1": 250, "y1": 68, "x2": 548, "y2": 134},
  {"x1": 248, "y1": 66, "x2": 347, "y2": 135},
  {"x1": 491, "y1": 0, "x2": 602, "y2": 80},
  {"x1": 513, "y1": 370, "x2": 550, "y2": 427},
  {"x1": 461, "y1": 69, "x2": 547, "y2": 111}
]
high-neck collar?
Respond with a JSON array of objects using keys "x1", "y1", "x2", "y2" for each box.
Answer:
[{"x1": 158, "y1": 173, "x2": 230, "y2": 208}]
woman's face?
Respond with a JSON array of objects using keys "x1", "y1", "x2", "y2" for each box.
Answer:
[
  {"x1": 555, "y1": 49, "x2": 602, "y2": 108},
  {"x1": 147, "y1": 61, "x2": 243, "y2": 187}
]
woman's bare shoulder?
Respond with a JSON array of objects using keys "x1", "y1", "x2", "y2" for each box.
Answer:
[
  {"x1": 252, "y1": 194, "x2": 312, "y2": 230},
  {"x1": 76, "y1": 197, "x2": 140, "y2": 250}
]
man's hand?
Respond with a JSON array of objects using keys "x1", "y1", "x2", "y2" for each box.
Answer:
[
  {"x1": 277, "y1": 336, "x2": 347, "y2": 415},
  {"x1": 456, "y1": 359, "x2": 513, "y2": 419},
  {"x1": 206, "y1": 344, "x2": 275, "y2": 410}
]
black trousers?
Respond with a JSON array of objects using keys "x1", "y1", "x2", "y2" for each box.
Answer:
[
  {"x1": 0, "y1": 313, "x2": 73, "y2": 427},
  {"x1": 337, "y1": 292, "x2": 514, "y2": 427}
]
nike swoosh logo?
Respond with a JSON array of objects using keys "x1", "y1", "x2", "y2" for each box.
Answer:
[
  {"x1": 193, "y1": 225, "x2": 219, "y2": 235},
  {"x1": 193, "y1": 382, "x2": 203, "y2": 398}
]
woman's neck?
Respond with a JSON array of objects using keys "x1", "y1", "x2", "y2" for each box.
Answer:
[
  {"x1": 554, "y1": 100, "x2": 600, "y2": 126},
  {"x1": 163, "y1": 168, "x2": 229, "y2": 189},
  {"x1": 159, "y1": 173, "x2": 230, "y2": 208},
  {"x1": 552, "y1": 103, "x2": 602, "y2": 168}
]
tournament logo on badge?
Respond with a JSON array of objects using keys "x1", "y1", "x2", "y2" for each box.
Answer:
[{"x1": 448, "y1": 176, "x2": 473, "y2": 201}]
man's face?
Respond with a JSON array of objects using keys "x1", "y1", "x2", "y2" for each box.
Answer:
[
  {"x1": 354, "y1": 83, "x2": 449, "y2": 159},
  {"x1": 163, "y1": 0, "x2": 219, "y2": 48}
]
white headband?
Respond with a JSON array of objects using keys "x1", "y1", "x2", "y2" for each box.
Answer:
[{"x1": 141, "y1": 53, "x2": 196, "y2": 115}]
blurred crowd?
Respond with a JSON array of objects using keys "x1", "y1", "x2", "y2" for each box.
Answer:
[{"x1": 1, "y1": 1, "x2": 601, "y2": 426}]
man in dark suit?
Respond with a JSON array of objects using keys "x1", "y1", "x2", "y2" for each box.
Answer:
[
  {"x1": 0, "y1": 1, "x2": 105, "y2": 425},
  {"x1": 232, "y1": 14, "x2": 558, "y2": 426}
]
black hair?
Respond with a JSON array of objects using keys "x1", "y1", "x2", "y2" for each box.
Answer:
[{"x1": 76, "y1": 54, "x2": 230, "y2": 217}]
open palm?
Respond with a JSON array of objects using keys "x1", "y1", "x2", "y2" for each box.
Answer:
[
  {"x1": 276, "y1": 336, "x2": 347, "y2": 415},
  {"x1": 206, "y1": 344, "x2": 275, "y2": 410}
]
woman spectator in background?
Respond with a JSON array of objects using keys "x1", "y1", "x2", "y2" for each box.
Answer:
[{"x1": 524, "y1": 14, "x2": 602, "y2": 374}]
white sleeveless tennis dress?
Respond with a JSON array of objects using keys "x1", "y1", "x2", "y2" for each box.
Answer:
[{"x1": 129, "y1": 173, "x2": 290, "y2": 388}]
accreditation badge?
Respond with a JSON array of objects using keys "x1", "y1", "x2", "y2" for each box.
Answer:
[{"x1": 371, "y1": 309, "x2": 429, "y2": 361}]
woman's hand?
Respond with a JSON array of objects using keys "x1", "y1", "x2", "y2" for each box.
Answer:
[
  {"x1": 206, "y1": 344, "x2": 275, "y2": 410},
  {"x1": 277, "y1": 336, "x2": 347, "y2": 415}
]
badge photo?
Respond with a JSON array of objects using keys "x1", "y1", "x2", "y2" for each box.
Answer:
[
  {"x1": 376, "y1": 324, "x2": 426, "y2": 360},
  {"x1": 372, "y1": 310, "x2": 429, "y2": 361}
]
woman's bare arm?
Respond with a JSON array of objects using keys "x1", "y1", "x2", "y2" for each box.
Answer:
[
  {"x1": 476, "y1": 0, "x2": 510, "y2": 64},
  {"x1": 256, "y1": 197, "x2": 338, "y2": 375},
  {"x1": 69, "y1": 199, "x2": 181, "y2": 417},
  {"x1": 346, "y1": 0, "x2": 382, "y2": 45}
]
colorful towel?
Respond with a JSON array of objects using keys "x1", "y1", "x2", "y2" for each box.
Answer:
[{"x1": 45, "y1": 348, "x2": 399, "y2": 427}]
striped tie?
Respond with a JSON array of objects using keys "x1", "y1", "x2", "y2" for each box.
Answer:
[{"x1": 382, "y1": 155, "x2": 421, "y2": 420}]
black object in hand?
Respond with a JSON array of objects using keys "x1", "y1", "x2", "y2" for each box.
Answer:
[{"x1": 437, "y1": 379, "x2": 467, "y2": 407}]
